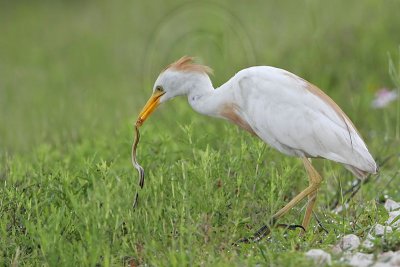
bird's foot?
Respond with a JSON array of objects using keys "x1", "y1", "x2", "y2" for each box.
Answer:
[
  {"x1": 276, "y1": 223, "x2": 305, "y2": 231},
  {"x1": 234, "y1": 224, "x2": 271, "y2": 245},
  {"x1": 233, "y1": 220, "x2": 305, "y2": 246}
]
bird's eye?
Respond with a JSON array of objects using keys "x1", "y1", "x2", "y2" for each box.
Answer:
[{"x1": 155, "y1": 86, "x2": 164, "y2": 92}]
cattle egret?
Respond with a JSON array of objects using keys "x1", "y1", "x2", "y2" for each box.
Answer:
[{"x1": 136, "y1": 56, "x2": 377, "y2": 242}]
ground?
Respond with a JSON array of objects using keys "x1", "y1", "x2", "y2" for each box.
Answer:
[{"x1": 1, "y1": 1, "x2": 400, "y2": 266}]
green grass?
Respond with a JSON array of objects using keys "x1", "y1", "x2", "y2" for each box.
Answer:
[{"x1": 1, "y1": 0, "x2": 400, "y2": 266}]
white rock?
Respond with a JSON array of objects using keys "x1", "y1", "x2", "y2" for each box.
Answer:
[
  {"x1": 373, "y1": 263, "x2": 393, "y2": 267},
  {"x1": 376, "y1": 250, "x2": 400, "y2": 266},
  {"x1": 375, "y1": 224, "x2": 393, "y2": 236},
  {"x1": 384, "y1": 199, "x2": 400, "y2": 212},
  {"x1": 347, "y1": 252, "x2": 374, "y2": 267},
  {"x1": 386, "y1": 210, "x2": 400, "y2": 228},
  {"x1": 333, "y1": 203, "x2": 349, "y2": 214},
  {"x1": 378, "y1": 251, "x2": 394, "y2": 263},
  {"x1": 362, "y1": 234, "x2": 375, "y2": 249},
  {"x1": 333, "y1": 234, "x2": 361, "y2": 253},
  {"x1": 305, "y1": 249, "x2": 332, "y2": 266},
  {"x1": 389, "y1": 250, "x2": 400, "y2": 265}
]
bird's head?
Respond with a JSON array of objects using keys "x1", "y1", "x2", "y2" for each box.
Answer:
[{"x1": 136, "y1": 56, "x2": 213, "y2": 127}]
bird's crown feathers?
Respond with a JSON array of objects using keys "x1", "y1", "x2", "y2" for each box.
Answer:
[{"x1": 163, "y1": 56, "x2": 213, "y2": 75}]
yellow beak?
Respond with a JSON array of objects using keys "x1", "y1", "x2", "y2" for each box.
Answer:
[{"x1": 136, "y1": 90, "x2": 165, "y2": 127}]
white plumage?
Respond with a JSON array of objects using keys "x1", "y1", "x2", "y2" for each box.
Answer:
[
  {"x1": 215, "y1": 66, "x2": 376, "y2": 177},
  {"x1": 136, "y1": 56, "x2": 377, "y2": 240}
]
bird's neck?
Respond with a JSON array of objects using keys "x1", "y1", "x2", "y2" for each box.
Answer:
[{"x1": 187, "y1": 80, "x2": 222, "y2": 117}]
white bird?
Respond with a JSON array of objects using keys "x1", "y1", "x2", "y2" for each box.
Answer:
[{"x1": 136, "y1": 56, "x2": 377, "y2": 242}]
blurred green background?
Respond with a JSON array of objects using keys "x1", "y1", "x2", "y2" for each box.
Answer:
[{"x1": 1, "y1": 0, "x2": 399, "y2": 152}]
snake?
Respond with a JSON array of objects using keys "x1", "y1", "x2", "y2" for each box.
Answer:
[{"x1": 132, "y1": 124, "x2": 145, "y2": 209}]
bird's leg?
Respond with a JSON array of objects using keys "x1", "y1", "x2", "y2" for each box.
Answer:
[
  {"x1": 272, "y1": 158, "x2": 322, "y2": 220},
  {"x1": 301, "y1": 158, "x2": 322, "y2": 231},
  {"x1": 235, "y1": 158, "x2": 322, "y2": 244},
  {"x1": 301, "y1": 192, "x2": 317, "y2": 231}
]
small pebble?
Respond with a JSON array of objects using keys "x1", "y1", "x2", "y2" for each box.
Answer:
[
  {"x1": 375, "y1": 251, "x2": 400, "y2": 266},
  {"x1": 332, "y1": 234, "x2": 360, "y2": 253},
  {"x1": 347, "y1": 252, "x2": 373, "y2": 267},
  {"x1": 373, "y1": 263, "x2": 393, "y2": 267},
  {"x1": 362, "y1": 234, "x2": 375, "y2": 249},
  {"x1": 384, "y1": 199, "x2": 400, "y2": 212},
  {"x1": 378, "y1": 251, "x2": 394, "y2": 263},
  {"x1": 305, "y1": 249, "x2": 332, "y2": 266},
  {"x1": 333, "y1": 203, "x2": 349, "y2": 214},
  {"x1": 389, "y1": 251, "x2": 400, "y2": 265},
  {"x1": 375, "y1": 224, "x2": 393, "y2": 236},
  {"x1": 386, "y1": 210, "x2": 400, "y2": 228}
]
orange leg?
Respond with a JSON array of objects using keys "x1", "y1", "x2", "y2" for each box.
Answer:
[
  {"x1": 301, "y1": 159, "x2": 322, "y2": 230},
  {"x1": 236, "y1": 158, "x2": 322, "y2": 243},
  {"x1": 271, "y1": 158, "x2": 322, "y2": 221}
]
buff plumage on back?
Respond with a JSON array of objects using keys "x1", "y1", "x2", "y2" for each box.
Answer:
[{"x1": 163, "y1": 56, "x2": 213, "y2": 75}]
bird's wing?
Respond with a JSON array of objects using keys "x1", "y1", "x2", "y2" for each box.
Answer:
[{"x1": 229, "y1": 66, "x2": 376, "y2": 173}]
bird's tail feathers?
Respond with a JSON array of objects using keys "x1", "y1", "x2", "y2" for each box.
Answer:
[{"x1": 344, "y1": 158, "x2": 378, "y2": 180}]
